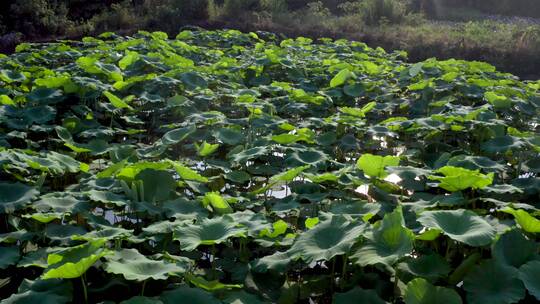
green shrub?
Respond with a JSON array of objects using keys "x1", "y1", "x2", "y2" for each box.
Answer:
[
  {"x1": 9, "y1": 0, "x2": 73, "y2": 37},
  {"x1": 89, "y1": 1, "x2": 139, "y2": 33}
]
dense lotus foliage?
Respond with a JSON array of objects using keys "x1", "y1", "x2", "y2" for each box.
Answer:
[{"x1": 0, "y1": 29, "x2": 539, "y2": 303}]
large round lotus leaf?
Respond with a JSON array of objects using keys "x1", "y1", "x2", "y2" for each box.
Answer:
[
  {"x1": 229, "y1": 146, "x2": 268, "y2": 163},
  {"x1": 42, "y1": 240, "x2": 109, "y2": 279},
  {"x1": 447, "y1": 155, "x2": 505, "y2": 172},
  {"x1": 481, "y1": 136, "x2": 525, "y2": 154},
  {"x1": 404, "y1": 278, "x2": 462, "y2": 304},
  {"x1": 519, "y1": 260, "x2": 540, "y2": 301},
  {"x1": 285, "y1": 149, "x2": 327, "y2": 166},
  {"x1": 214, "y1": 128, "x2": 244, "y2": 145},
  {"x1": 0, "y1": 182, "x2": 39, "y2": 213},
  {"x1": 251, "y1": 251, "x2": 292, "y2": 273},
  {"x1": 417, "y1": 209, "x2": 495, "y2": 246},
  {"x1": 180, "y1": 72, "x2": 208, "y2": 90},
  {"x1": 352, "y1": 206, "x2": 414, "y2": 267},
  {"x1": 333, "y1": 288, "x2": 387, "y2": 304},
  {"x1": 24, "y1": 106, "x2": 56, "y2": 124},
  {"x1": 173, "y1": 216, "x2": 247, "y2": 251},
  {"x1": 356, "y1": 153, "x2": 400, "y2": 179},
  {"x1": 2, "y1": 279, "x2": 72, "y2": 304},
  {"x1": 492, "y1": 229, "x2": 538, "y2": 268},
  {"x1": 104, "y1": 248, "x2": 190, "y2": 281},
  {"x1": 397, "y1": 254, "x2": 451, "y2": 281},
  {"x1": 288, "y1": 215, "x2": 365, "y2": 263},
  {"x1": 502, "y1": 208, "x2": 540, "y2": 233},
  {"x1": 162, "y1": 126, "x2": 195, "y2": 145},
  {"x1": 463, "y1": 259, "x2": 525, "y2": 304},
  {"x1": 0, "y1": 246, "x2": 20, "y2": 269},
  {"x1": 160, "y1": 286, "x2": 219, "y2": 304},
  {"x1": 428, "y1": 166, "x2": 494, "y2": 192},
  {"x1": 135, "y1": 169, "x2": 176, "y2": 202}
]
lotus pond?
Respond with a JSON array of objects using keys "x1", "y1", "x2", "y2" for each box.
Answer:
[{"x1": 0, "y1": 29, "x2": 539, "y2": 303}]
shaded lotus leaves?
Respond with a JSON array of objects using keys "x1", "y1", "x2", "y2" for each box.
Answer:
[
  {"x1": 333, "y1": 288, "x2": 387, "y2": 304},
  {"x1": 173, "y1": 216, "x2": 247, "y2": 251},
  {"x1": 404, "y1": 278, "x2": 462, "y2": 304},
  {"x1": 417, "y1": 210, "x2": 495, "y2": 246},
  {"x1": 2, "y1": 279, "x2": 72, "y2": 304},
  {"x1": 134, "y1": 169, "x2": 177, "y2": 202},
  {"x1": 104, "y1": 248, "x2": 190, "y2": 281},
  {"x1": 0, "y1": 182, "x2": 39, "y2": 213},
  {"x1": 352, "y1": 206, "x2": 414, "y2": 267},
  {"x1": 0, "y1": 246, "x2": 20, "y2": 269},
  {"x1": 481, "y1": 136, "x2": 526, "y2": 154},
  {"x1": 492, "y1": 229, "x2": 538, "y2": 268},
  {"x1": 519, "y1": 261, "x2": 540, "y2": 301},
  {"x1": 185, "y1": 273, "x2": 242, "y2": 291},
  {"x1": 251, "y1": 251, "x2": 293, "y2": 273},
  {"x1": 161, "y1": 126, "x2": 195, "y2": 145},
  {"x1": 397, "y1": 254, "x2": 451, "y2": 281},
  {"x1": 214, "y1": 128, "x2": 244, "y2": 145},
  {"x1": 160, "y1": 286, "x2": 219, "y2": 304},
  {"x1": 42, "y1": 239, "x2": 110, "y2": 279},
  {"x1": 463, "y1": 259, "x2": 525, "y2": 304}
]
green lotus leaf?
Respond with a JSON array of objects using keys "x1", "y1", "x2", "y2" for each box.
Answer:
[
  {"x1": 270, "y1": 165, "x2": 310, "y2": 183},
  {"x1": 492, "y1": 229, "x2": 538, "y2": 268},
  {"x1": 0, "y1": 182, "x2": 39, "y2": 213},
  {"x1": 404, "y1": 278, "x2": 462, "y2": 304},
  {"x1": 428, "y1": 166, "x2": 494, "y2": 192},
  {"x1": 519, "y1": 260, "x2": 540, "y2": 301},
  {"x1": 87, "y1": 190, "x2": 128, "y2": 206},
  {"x1": 286, "y1": 149, "x2": 327, "y2": 166},
  {"x1": 33, "y1": 193, "x2": 89, "y2": 213},
  {"x1": 225, "y1": 171, "x2": 251, "y2": 183},
  {"x1": 104, "y1": 248, "x2": 190, "y2": 281},
  {"x1": 352, "y1": 206, "x2": 414, "y2": 267},
  {"x1": 502, "y1": 208, "x2": 540, "y2": 233},
  {"x1": 0, "y1": 246, "x2": 20, "y2": 269},
  {"x1": 447, "y1": 155, "x2": 505, "y2": 172},
  {"x1": 169, "y1": 161, "x2": 208, "y2": 183},
  {"x1": 229, "y1": 146, "x2": 268, "y2": 163},
  {"x1": 343, "y1": 83, "x2": 364, "y2": 97},
  {"x1": 356, "y1": 154, "x2": 400, "y2": 179},
  {"x1": 339, "y1": 102, "x2": 376, "y2": 118},
  {"x1": 162, "y1": 126, "x2": 195, "y2": 145},
  {"x1": 196, "y1": 141, "x2": 219, "y2": 157},
  {"x1": 2, "y1": 279, "x2": 72, "y2": 304},
  {"x1": 214, "y1": 128, "x2": 244, "y2": 145},
  {"x1": 160, "y1": 286, "x2": 219, "y2": 304},
  {"x1": 22, "y1": 212, "x2": 63, "y2": 223},
  {"x1": 104, "y1": 91, "x2": 131, "y2": 109},
  {"x1": 397, "y1": 254, "x2": 451, "y2": 281},
  {"x1": 42, "y1": 239, "x2": 110, "y2": 279},
  {"x1": 115, "y1": 161, "x2": 170, "y2": 180},
  {"x1": 288, "y1": 215, "x2": 365, "y2": 263},
  {"x1": 0, "y1": 69, "x2": 26, "y2": 83},
  {"x1": 481, "y1": 136, "x2": 526, "y2": 154},
  {"x1": 330, "y1": 68, "x2": 355, "y2": 88},
  {"x1": 484, "y1": 91, "x2": 512, "y2": 108},
  {"x1": 173, "y1": 216, "x2": 247, "y2": 251},
  {"x1": 185, "y1": 274, "x2": 242, "y2": 291},
  {"x1": 463, "y1": 259, "x2": 525, "y2": 304},
  {"x1": 223, "y1": 291, "x2": 264, "y2": 304},
  {"x1": 162, "y1": 198, "x2": 209, "y2": 220},
  {"x1": 18, "y1": 248, "x2": 51, "y2": 268},
  {"x1": 251, "y1": 251, "x2": 292, "y2": 273},
  {"x1": 201, "y1": 192, "x2": 233, "y2": 214},
  {"x1": 135, "y1": 169, "x2": 176, "y2": 202},
  {"x1": 333, "y1": 288, "x2": 387, "y2": 304},
  {"x1": 259, "y1": 220, "x2": 288, "y2": 238},
  {"x1": 417, "y1": 210, "x2": 495, "y2": 246}
]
